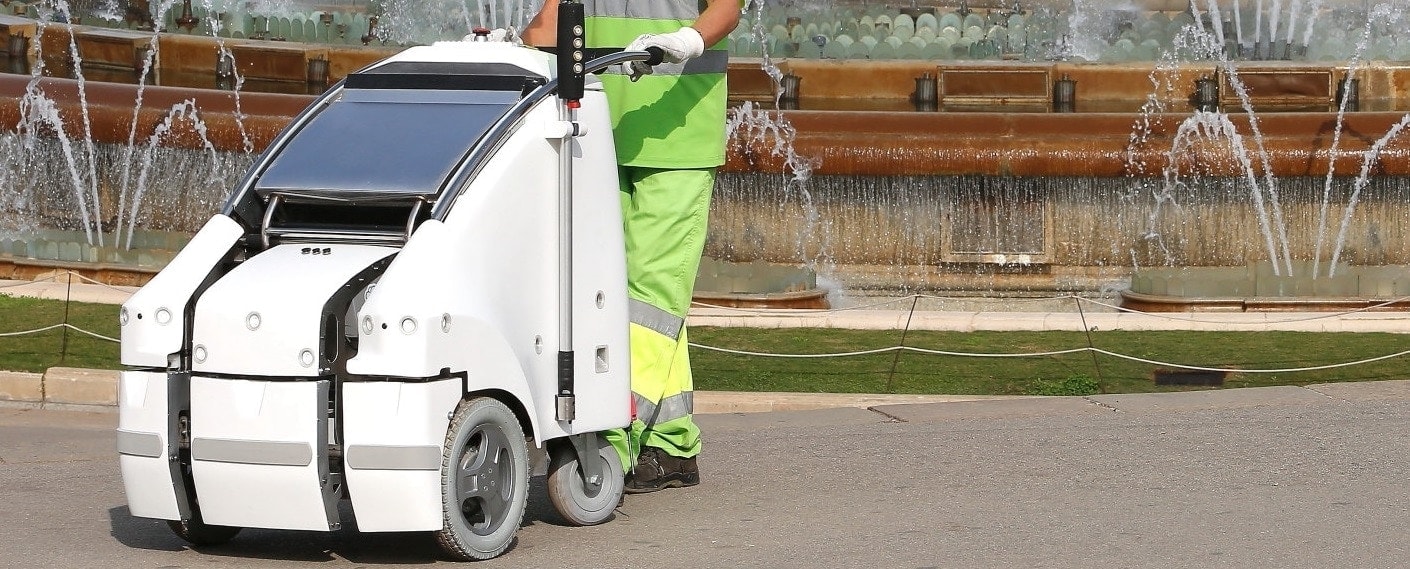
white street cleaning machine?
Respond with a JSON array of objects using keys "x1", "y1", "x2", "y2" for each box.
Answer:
[{"x1": 116, "y1": 7, "x2": 661, "y2": 560}]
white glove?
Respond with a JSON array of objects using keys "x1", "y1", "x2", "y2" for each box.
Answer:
[{"x1": 625, "y1": 26, "x2": 705, "y2": 79}]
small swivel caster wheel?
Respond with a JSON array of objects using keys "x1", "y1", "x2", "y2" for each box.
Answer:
[{"x1": 546, "y1": 432, "x2": 624, "y2": 526}]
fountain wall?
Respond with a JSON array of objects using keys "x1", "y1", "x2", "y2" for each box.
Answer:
[{"x1": 709, "y1": 173, "x2": 1410, "y2": 292}]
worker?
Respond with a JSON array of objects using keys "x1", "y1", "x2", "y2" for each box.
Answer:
[{"x1": 521, "y1": 0, "x2": 739, "y2": 493}]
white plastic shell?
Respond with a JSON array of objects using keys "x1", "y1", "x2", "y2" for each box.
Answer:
[
  {"x1": 191, "y1": 244, "x2": 395, "y2": 377},
  {"x1": 120, "y1": 215, "x2": 243, "y2": 367},
  {"x1": 386, "y1": 42, "x2": 557, "y2": 81},
  {"x1": 190, "y1": 376, "x2": 337, "y2": 530},
  {"x1": 341, "y1": 378, "x2": 461, "y2": 531},
  {"x1": 116, "y1": 370, "x2": 182, "y2": 520}
]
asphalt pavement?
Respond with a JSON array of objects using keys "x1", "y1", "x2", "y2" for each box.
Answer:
[
  {"x1": 4, "y1": 380, "x2": 1410, "y2": 568},
  {"x1": 5, "y1": 276, "x2": 1410, "y2": 567}
]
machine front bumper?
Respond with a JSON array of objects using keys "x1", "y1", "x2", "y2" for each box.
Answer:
[{"x1": 118, "y1": 372, "x2": 462, "y2": 532}]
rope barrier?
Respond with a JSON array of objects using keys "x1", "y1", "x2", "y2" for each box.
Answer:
[
  {"x1": 0, "y1": 271, "x2": 125, "y2": 347},
  {"x1": 68, "y1": 272, "x2": 142, "y2": 294},
  {"x1": 897, "y1": 345, "x2": 1092, "y2": 358},
  {"x1": 0, "y1": 323, "x2": 118, "y2": 343},
  {"x1": 688, "y1": 342, "x2": 1410, "y2": 374},
  {"x1": 689, "y1": 344, "x2": 900, "y2": 358},
  {"x1": 61, "y1": 324, "x2": 119, "y2": 344},
  {"x1": 0, "y1": 324, "x2": 66, "y2": 337}
]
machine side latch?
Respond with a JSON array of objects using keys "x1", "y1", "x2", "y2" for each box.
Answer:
[
  {"x1": 556, "y1": 350, "x2": 575, "y2": 421},
  {"x1": 555, "y1": 394, "x2": 576, "y2": 422}
]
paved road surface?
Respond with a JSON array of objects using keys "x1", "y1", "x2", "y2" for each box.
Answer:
[{"x1": 4, "y1": 382, "x2": 1410, "y2": 568}]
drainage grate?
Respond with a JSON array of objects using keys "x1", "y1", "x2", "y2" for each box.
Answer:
[{"x1": 1153, "y1": 369, "x2": 1227, "y2": 387}]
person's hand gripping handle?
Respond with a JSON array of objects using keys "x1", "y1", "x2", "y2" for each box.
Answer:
[
  {"x1": 627, "y1": 46, "x2": 665, "y2": 81},
  {"x1": 626, "y1": 26, "x2": 701, "y2": 81}
]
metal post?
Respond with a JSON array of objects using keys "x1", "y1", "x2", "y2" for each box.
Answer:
[
  {"x1": 779, "y1": 72, "x2": 801, "y2": 110},
  {"x1": 1338, "y1": 77, "x2": 1359, "y2": 112},
  {"x1": 1192, "y1": 75, "x2": 1219, "y2": 111},
  {"x1": 1052, "y1": 73, "x2": 1076, "y2": 113},
  {"x1": 555, "y1": 0, "x2": 586, "y2": 422},
  {"x1": 913, "y1": 72, "x2": 937, "y2": 112}
]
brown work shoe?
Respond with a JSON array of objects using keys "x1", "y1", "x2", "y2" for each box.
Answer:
[{"x1": 624, "y1": 446, "x2": 699, "y2": 494}]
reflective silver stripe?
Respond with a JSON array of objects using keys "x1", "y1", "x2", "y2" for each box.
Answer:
[
  {"x1": 629, "y1": 298, "x2": 684, "y2": 339},
  {"x1": 634, "y1": 390, "x2": 694, "y2": 425},
  {"x1": 345, "y1": 444, "x2": 442, "y2": 471},
  {"x1": 192, "y1": 438, "x2": 313, "y2": 467},
  {"x1": 600, "y1": 50, "x2": 729, "y2": 76},
  {"x1": 585, "y1": 0, "x2": 699, "y2": 21},
  {"x1": 116, "y1": 429, "x2": 163, "y2": 458}
]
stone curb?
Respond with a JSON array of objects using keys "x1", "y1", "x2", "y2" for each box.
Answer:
[
  {"x1": 43, "y1": 367, "x2": 120, "y2": 406},
  {"x1": 0, "y1": 368, "x2": 121, "y2": 409},
  {"x1": 0, "y1": 370, "x2": 44, "y2": 403}
]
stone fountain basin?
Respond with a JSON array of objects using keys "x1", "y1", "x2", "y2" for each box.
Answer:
[
  {"x1": 0, "y1": 229, "x2": 192, "y2": 284},
  {"x1": 692, "y1": 257, "x2": 830, "y2": 309},
  {"x1": 1121, "y1": 263, "x2": 1410, "y2": 312}
]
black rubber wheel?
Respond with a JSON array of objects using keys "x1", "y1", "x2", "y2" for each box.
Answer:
[
  {"x1": 435, "y1": 397, "x2": 529, "y2": 561},
  {"x1": 166, "y1": 511, "x2": 241, "y2": 546},
  {"x1": 546, "y1": 434, "x2": 624, "y2": 526}
]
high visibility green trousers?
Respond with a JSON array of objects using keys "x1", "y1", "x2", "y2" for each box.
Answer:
[{"x1": 604, "y1": 166, "x2": 713, "y2": 470}]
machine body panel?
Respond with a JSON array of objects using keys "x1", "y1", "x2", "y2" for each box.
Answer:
[
  {"x1": 191, "y1": 243, "x2": 395, "y2": 377},
  {"x1": 341, "y1": 378, "x2": 462, "y2": 531},
  {"x1": 189, "y1": 377, "x2": 338, "y2": 530},
  {"x1": 116, "y1": 370, "x2": 187, "y2": 520},
  {"x1": 120, "y1": 215, "x2": 243, "y2": 367}
]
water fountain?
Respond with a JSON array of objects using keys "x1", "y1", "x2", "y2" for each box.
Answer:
[
  {"x1": 717, "y1": 0, "x2": 1410, "y2": 309},
  {"x1": 1, "y1": 0, "x2": 1408, "y2": 308}
]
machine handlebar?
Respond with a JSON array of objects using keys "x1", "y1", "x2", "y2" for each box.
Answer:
[{"x1": 578, "y1": 47, "x2": 664, "y2": 76}]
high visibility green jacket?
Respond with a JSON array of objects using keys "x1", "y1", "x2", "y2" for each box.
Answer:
[{"x1": 584, "y1": 0, "x2": 729, "y2": 169}]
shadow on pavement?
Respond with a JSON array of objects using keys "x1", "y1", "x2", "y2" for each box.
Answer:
[
  {"x1": 104, "y1": 475, "x2": 596, "y2": 563},
  {"x1": 107, "y1": 505, "x2": 185, "y2": 552}
]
